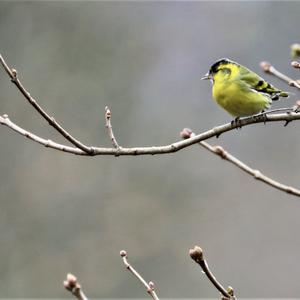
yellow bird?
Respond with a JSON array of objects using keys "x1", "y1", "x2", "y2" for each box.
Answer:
[{"x1": 202, "y1": 58, "x2": 288, "y2": 118}]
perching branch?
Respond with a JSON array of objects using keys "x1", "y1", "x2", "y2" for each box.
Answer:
[
  {"x1": 189, "y1": 246, "x2": 236, "y2": 300},
  {"x1": 64, "y1": 273, "x2": 89, "y2": 300},
  {"x1": 181, "y1": 128, "x2": 300, "y2": 197},
  {"x1": 1, "y1": 53, "x2": 300, "y2": 158},
  {"x1": 1, "y1": 109, "x2": 300, "y2": 156},
  {"x1": 120, "y1": 250, "x2": 159, "y2": 300}
]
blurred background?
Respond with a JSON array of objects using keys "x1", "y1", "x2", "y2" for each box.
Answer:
[{"x1": 0, "y1": 1, "x2": 300, "y2": 298}]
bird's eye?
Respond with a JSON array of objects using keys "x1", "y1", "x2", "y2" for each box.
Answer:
[{"x1": 222, "y1": 68, "x2": 231, "y2": 75}]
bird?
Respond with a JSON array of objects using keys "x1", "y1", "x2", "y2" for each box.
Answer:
[{"x1": 202, "y1": 58, "x2": 289, "y2": 118}]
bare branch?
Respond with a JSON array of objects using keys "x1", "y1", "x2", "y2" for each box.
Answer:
[
  {"x1": 120, "y1": 250, "x2": 159, "y2": 300},
  {"x1": 0, "y1": 54, "x2": 94, "y2": 154},
  {"x1": 181, "y1": 128, "x2": 300, "y2": 197},
  {"x1": 64, "y1": 273, "x2": 89, "y2": 300},
  {"x1": 1, "y1": 109, "x2": 300, "y2": 156},
  {"x1": 0, "y1": 114, "x2": 85, "y2": 155},
  {"x1": 105, "y1": 106, "x2": 120, "y2": 149},
  {"x1": 189, "y1": 246, "x2": 236, "y2": 300},
  {"x1": 260, "y1": 61, "x2": 300, "y2": 89}
]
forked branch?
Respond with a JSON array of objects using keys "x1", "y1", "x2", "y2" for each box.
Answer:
[
  {"x1": 0, "y1": 54, "x2": 94, "y2": 154},
  {"x1": 1, "y1": 53, "x2": 300, "y2": 158},
  {"x1": 1, "y1": 109, "x2": 300, "y2": 156}
]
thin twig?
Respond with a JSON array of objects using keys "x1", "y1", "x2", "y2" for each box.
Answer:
[
  {"x1": 120, "y1": 250, "x2": 159, "y2": 300},
  {"x1": 1, "y1": 109, "x2": 300, "y2": 156},
  {"x1": 0, "y1": 54, "x2": 94, "y2": 154},
  {"x1": 105, "y1": 106, "x2": 120, "y2": 149},
  {"x1": 0, "y1": 114, "x2": 85, "y2": 155},
  {"x1": 189, "y1": 246, "x2": 236, "y2": 300},
  {"x1": 260, "y1": 61, "x2": 300, "y2": 89},
  {"x1": 181, "y1": 128, "x2": 300, "y2": 197},
  {"x1": 63, "y1": 273, "x2": 89, "y2": 300}
]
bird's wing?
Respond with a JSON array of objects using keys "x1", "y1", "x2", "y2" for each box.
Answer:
[{"x1": 238, "y1": 67, "x2": 282, "y2": 96}]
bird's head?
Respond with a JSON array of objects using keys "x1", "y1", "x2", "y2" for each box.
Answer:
[{"x1": 202, "y1": 58, "x2": 236, "y2": 82}]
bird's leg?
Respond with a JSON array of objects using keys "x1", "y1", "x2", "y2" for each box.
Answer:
[
  {"x1": 252, "y1": 110, "x2": 267, "y2": 124},
  {"x1": 231, "y1": 117, "x2": 242, "y2": 129}
]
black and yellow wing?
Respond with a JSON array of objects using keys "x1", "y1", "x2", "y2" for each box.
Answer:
[{"x1": 238, "y1": 65, "x2": 288, "y2": 99}]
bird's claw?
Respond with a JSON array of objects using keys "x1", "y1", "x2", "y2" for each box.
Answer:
[
  {"x1": 231, "y1": 117, "x2": 242, "y2": 129},
  {"x1": 252, "y1": 111, "x2": 268, "y2": 124}
]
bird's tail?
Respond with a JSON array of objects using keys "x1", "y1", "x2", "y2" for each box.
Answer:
[
  {"x1": 272, "y1": 91, "x2": 290, "y2": 101},
  {"x1": 279, "y1": 91, "x2": 289, "y2": 97}
]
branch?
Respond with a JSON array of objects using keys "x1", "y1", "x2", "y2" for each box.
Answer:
[
  {"x1": 1, "y1": 54, "x2": 300, "y2": 156},
  {"x1": 260, "y1": 61, "x2": 300, "y2": 89},
  {"x1": 64, "y1": 273, "x2": 89, "y2": 300},
  {"x1": 0, "y1": 54, "x2": 94, "y2": 154},
  {"x1": 105, "y1": 106, "x2": 120, "y2": 149},
  {"x1": 0, "y1": 114, "x2": 85, "y2": 155},
  {"x1": 189, "y1": 246, "x2": 236, "y2": 300},
  {"x1": 120, "y1": 250, "x2": 159, "y2": 300},
  {"x1": 1, "y1": 108, "x2": 300, "y2": 156},
  {"x1": 181, "y1": 128, "x2": 300, "y2": 197}
]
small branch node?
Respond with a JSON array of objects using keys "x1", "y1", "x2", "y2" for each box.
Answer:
[
  {"x1": 214, "y1": 145, "x2": 226, "y2": 158},
  {"x1": 45, "y1": 139, "x2": 52, "y2": 147},
  {"x1": 291, "y1": 61, "x2": 300, "y2": 69},
  {"x1": 3, "y1": 114, "x2": 8, "y2": 119},
  {"x1": 180, "y1": 128, "x2": 194, "y2": 139},
  {"x1": 11, "y1": 68, "x2": 18, "y2": 79},
  {"x1": 148, "y1": 281, "x2": 155, "y2": 290},
  {"x1": 253, "y1": 170, "x2": 261, "y2": 179}
]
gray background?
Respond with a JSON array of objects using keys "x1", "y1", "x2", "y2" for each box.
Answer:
[{"x1": 0, "y1": 1, "x2": 300, "y2": 298}]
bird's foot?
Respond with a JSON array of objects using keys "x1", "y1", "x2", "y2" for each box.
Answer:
[
  {"x1": 252, "y1": 110, "x2": 268, "y2": 124},
  {"x1": 231, "y1": 117, "x2": 242, "y2": 129}
]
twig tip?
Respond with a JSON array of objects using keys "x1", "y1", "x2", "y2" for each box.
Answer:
[
  {"x1": 64, "y1": 273, "x2": 80, "y2": 291},
  {"x1": 189, "y1": 245, "x2": 204, "y2": 262},
  {"x1": 105, "y1": 106, "x2": 111, "y2": 118},
  {"x1": 120, "y1": 250, "x2": 127, "y2": 257},
  {"x1": 260, "y1": 61, "x2": 271, "y2": 72}
]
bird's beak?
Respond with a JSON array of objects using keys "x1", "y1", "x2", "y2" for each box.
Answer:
[{"x1": 201, "y1": 72, "x2": 211, "y2": 80}]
